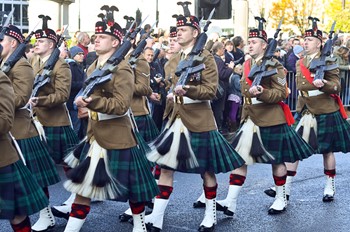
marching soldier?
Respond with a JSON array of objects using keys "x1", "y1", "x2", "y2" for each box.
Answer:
[
  {"x1": 0, "y1": 69, "x2": 48, "y2": 232},
  {"x1": 129, "y1": 36, "x2": 160, "y2": 143},
  {"x1": 265, "y1": 18, "x2": 350, "y2": 202},
  {"x1": 28, "y1": 16, "x2": 79, "y2": 226},
  {"x1": 145, "y1": 8, "x2": 245, "y2": 231},
  {"x1": 215, "y1": 19, "x2": 314, "y2": 217},
  {"x1": 162, "y1": 26, "x2": 182, "y2": 127},
  {"x1": 0, "y1": 24, "x2": 61, "y2": 232},
  {"x1": 63, "y1": 7, "x2": 158, "y2": 231}
]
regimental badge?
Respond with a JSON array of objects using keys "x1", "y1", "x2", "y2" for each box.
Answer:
[{"x1": 277, "y1": 77, "x2": 286, "y2": 86}]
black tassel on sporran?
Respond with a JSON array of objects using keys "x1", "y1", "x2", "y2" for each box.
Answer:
[
  {"x1": 250, "y1": 132, "x2": 265, "y2": 158},
  {"x1": 177, "y1": 132, "x2": 191, "y2": 169},
  {"x1": 67, "y1": 156, "x2": 91, "y2": 183},
  {"x1": 157, "y1": 132, "x2": 174, "y2": 155},
  {"x1": 231, "y1": 131, "x2": 242, "y2": 148},
  {"x1": 92, "y1": 157, "x2": 111, "y2": 187},
  {"x1": 309, "y1": 127, "x2": 318, "y2": 150}
]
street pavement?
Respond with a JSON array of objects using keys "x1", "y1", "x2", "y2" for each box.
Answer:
[{"x1": 1, "y1": 152, "x2": 350, "y2": 232}]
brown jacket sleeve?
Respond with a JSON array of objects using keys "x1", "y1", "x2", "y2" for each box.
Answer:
[
  {"x1": 86, "y1": 60, "x2": 137, "y2": 150},
  {"x1": 240, "y1": 58, "x2": 287, "y2": 127},
  {"x1": 36, "y1": 58, "x2": 71, "y2": 107},
  {"x1": 296, "y1": 56, "x2": 340, "y2": 115},
  {"x1": 10, "y1": 58, "x2": 34, "y2": 109},
  {"x1": 8, "y1": 58, "x2": 38, "y2": 139},
  {"x1": 0, "y1": 72, "x2": 19, "y2": 167},
  {"x1": 130, "y1": 56, "x2": 152, "y2": 116},
  {"x1": 169, "y1": 50, "x2": 218, "y2": 132},
  {"x1": 33, "y1": 58, "x2": 72, "y2": 127}
]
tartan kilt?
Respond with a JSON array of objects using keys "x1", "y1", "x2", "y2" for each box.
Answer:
[
  {"x1": 259, "y1": 123, "x2": 314, "y2": 164},
  {"x1": 163, "y1": 130, "x2": 245, "y2": 174},
  {"x1": 66, "y1": 142, "x2": 159, "y2": 202},
  {"x1": 134, "y1": 115, "x2": 160, "y2": 143},
  {"x1": 316, "y1": 111, "x2": 350, "y2": 154},
  {"x1": 0, "y1": 160, "x2": 48, "y2": 219},
  {"x1": 16, "y1": 136, "x2": 60, "y2": 188},
  {"x1": 44, "y1": 126, "x2": 79, "y2": 164}
]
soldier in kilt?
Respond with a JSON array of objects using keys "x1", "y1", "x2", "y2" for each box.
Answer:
[
  {"x1": 0, "y1": 70, "x2": 48, "y2": 232},
  {"x1": 145, "y1": 14, "x2": 245, "y2": 232},
  {"x1": 62, "y1": 10, "x2": 159, "y2": 231},
  {"x1": 28, "y1": 17, "x2": 79, "y2": 229},
  {"x1": 215, "y1": 24, "x2": 315, "y2": 217},
  {"x1": 162, "y1": 26, "x2": 182, "y2": 129},
  {"x1": 128, "y1": 43, "x2": 160, "y2": 143},
  {"x1": 265, "y1": 19, "x2": 350, "y2": 203},
  {"x1": 0, "y1": 25, "x2": 61, "y2": 232}
]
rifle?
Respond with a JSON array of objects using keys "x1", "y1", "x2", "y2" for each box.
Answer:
[
  {"x1": 174, "y1": 8, "x2": 215, "y2": 87},
  {"x1": 81, "y1": 21, "x2": 142, "y2": 99},
  {"x1": 128, "y1": 20, "x2": 157, "y2": 68},
  {"x1": 0, "y1": 8, "x2": 14, "y2": 41},
  {"x1": 153, "y1": 48, "x2": 160, "y2": 62},
  {"x1": 31, "y1": 25, "x2": 68, "y2": 98},
  {"x1": 248, "y1": 17, "x2": 283, "y2": 87},
  {"x1": 2, "y1": 21, "x2": 40, "y2": 73},
  {"x1": 309, "y1": 20, "x2": 338, "y2": 81},
  {"x1": 0, "y1": 8, "x2": 14, "y2": 54}
]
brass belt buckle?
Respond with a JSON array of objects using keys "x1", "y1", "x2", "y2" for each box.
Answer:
[
  {"x1": 301, "y1": 91, "x2": 309, "y2": 97},
  {"x1": 175, "y1": 96, "x2": 183, "y2": 104},
  {"x1": 90, "y1": 111, "x2": 98, "y2": 121},
  {"x1": 244, "y1": 97, "x2": 252, "y2": 105}
]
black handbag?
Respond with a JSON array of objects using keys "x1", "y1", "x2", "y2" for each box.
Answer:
[{"x1": 215, "y1": 81, "x2": 225, "y2": 99}]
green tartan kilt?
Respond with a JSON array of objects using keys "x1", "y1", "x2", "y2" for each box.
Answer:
[
  {"x1": 259, "y1": 123, "x2": 314, "y2": 164},
  {"x1": 16, "y1": 136, "x2": 60, "y2": 188},
  {"x1": 316, "y1": 111, "x2": 350, "y2": 154},
  {"x1": 0, "y1": 160, "x2": 48, "y2": 219},
  {"x1": 164, "y1": 130, "x2": 245, "y2": 174},
  {"x1": 75, "y1": 142, "x2": 159, "y2": 202},
  {"x1": 44, "y1": 126, "x2": 79, "y2": 164},
  {"x1": 134, "y1": 115, "x2": 160, "y2": 143}
]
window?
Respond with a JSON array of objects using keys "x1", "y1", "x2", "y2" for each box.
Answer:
[{"x1": 0, "y1": 1, "x2": 29, "y2": 33}]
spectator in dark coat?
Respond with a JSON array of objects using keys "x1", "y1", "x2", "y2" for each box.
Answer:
[
  {"x1": 232, "y1": 36, "x2": 245, "y2": 65},
  {"x1": 211, "y1": 41, "x2": 234, "y2": 132},
  {"x1": 67, "y1": 46, "x2": 86, "y2": 137},
  {"x1": 224, "y1": 40, "x2": 235, "y2": 65},
  {"x1": 286, "y1": 45, "x2": 304, "y2": 73}
]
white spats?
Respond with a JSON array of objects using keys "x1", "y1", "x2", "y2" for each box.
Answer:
[
  {"x1": 216, "y1": 185, "x2": 242, "y2": 216},
  {"x1": 268, "y1": 185, "x2": 287, "y2": 214},
  {"x1": 132, "y1": 211, "x2": 147, "y2": 232},
  {"x1": 199, "y1": 198, "x2": 217, "y2": 228},
  {"x1": 323, "y1": 176, "x2": 335, "y2": 202},
  {"x1": 64, "y1": 217, "x2": 86, "y2": 232},
  {"x1": 31, "y1": 206, "x2": 55, "y2": 232},
  {"x1": 145, "y1": 198, "x2": 169, "y2": 230}
]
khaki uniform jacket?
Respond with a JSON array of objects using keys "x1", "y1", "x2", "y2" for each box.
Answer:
[
  {"x1": 162, "y1": 54, "x2": 180, "y2": 120},
  {"x1": 240, "y1": 58, "x2": 287, "y2": 127},
  {"x1": 296, "y1": 53, "x2": 340, "y2": 115},
  {"x1": 86, "y1": 59, "x2": 137, "y2": 150},
  {"x1": 7, "y1": 58, "x2": 38, "y2": 139},
  {"x1": 129, "y1": 56, "x2": 152, "y2": 116},
  {"x1": 168, "y1": 49, "x2": 218, "y2": 132},
  {"x1": 30, "y1": 56, "x2": 72, "y2": 127},
  {"x1": 0, "y1": 72, "x2": 19, "y2": 167}
]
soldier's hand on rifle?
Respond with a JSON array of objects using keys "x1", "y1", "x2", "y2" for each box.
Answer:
[
  {"x1": 28, "y1": 97, "x2": 39, "y2": 107},
  {"x1": 174, "y1": 85, "x2": 188, "y2": 96},
  {"x1": 149, "y1": 92, "x2": 160, "y2": 103},
  {"x1": 313, "y1": 79, "x2": 327, "y2": 89},
  {"x1": 75, "y1": 96, "x2": 92, "y2": 108},
  {"x1": 167, "y1": 92, "x2": 174, "y2": 101},
  {"x1": 249, "y1": 85, "x2": 263, "y2": 96}
]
